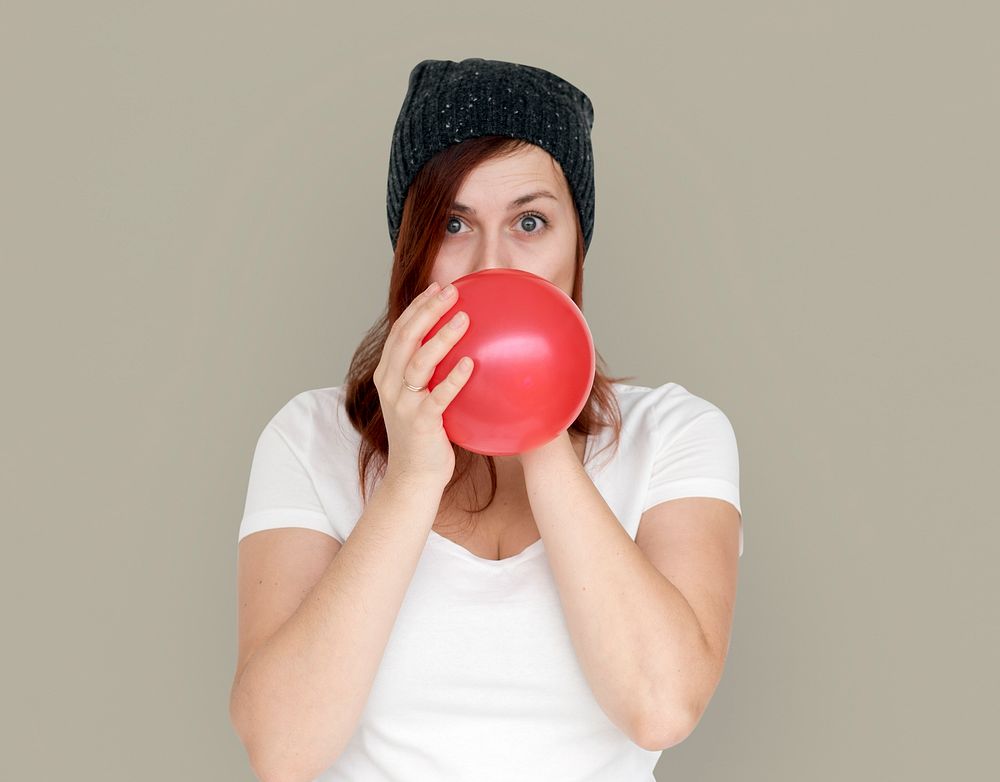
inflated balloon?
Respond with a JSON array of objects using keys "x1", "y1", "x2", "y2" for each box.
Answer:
[{"x1": 421, "y1": 268, "x2": 596, "y2": 456}]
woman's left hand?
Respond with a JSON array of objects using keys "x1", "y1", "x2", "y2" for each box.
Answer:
[{"x1": 517, "y1": 428, "x2": 573, "y2": 470}]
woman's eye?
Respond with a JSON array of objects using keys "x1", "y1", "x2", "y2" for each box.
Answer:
[
  {"x1": 444, "y1": 212, "x2": 549, "y2": 236},
  {"x1": 518, "y1": 212, "x2": 548, "y2": 233}
]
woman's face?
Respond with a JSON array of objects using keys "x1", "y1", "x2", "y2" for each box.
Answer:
[{"x1": 429, "y1": 144, "x2": 579, "y2": 297}]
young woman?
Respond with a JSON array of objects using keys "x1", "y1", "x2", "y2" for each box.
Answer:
[{"x1": 230, "y1": 57, "x2": 743, "y2": 782}]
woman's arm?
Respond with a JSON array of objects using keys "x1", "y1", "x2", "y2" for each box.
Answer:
[
  {"x1": 519, "y1": 432, "x2": 719, "y2": 751},
  {"x1": 229, "y1": 471, "x2": 444, "y2": 782}
]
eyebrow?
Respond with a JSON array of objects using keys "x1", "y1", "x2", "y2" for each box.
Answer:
[{"x1": 451, "y1": 190, "x2": 558, "y2": 216}]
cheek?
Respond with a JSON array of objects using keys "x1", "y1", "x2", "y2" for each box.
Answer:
[
  {"x1": 535, "y1": 261, "x2": 574, "y2": 297},
  {"x1": 429, "y1": 255, "x2": 465, "y2": 287},
  {"x1": 560, "y1": 259, "x2": 578, "y2": 296}
]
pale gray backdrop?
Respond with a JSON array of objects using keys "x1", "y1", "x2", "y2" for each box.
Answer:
[{"x1": 1, "y1": 1, "x2": 995, "y2": 780}]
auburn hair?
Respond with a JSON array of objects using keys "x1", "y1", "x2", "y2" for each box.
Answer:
[{"x1": 343, "y1": 134, "x2": 634, "y2": 533}]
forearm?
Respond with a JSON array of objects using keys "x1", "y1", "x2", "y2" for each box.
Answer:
[
  {"x1": 231, "y1": 471, "x2": 444, "y2": 782},
  {"x1": 521, "y1": 434, "x2": 708, "y2": 748}
]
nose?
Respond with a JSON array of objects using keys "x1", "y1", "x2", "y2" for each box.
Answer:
[
  {"x1": 472, "y1": 232, "x2": 513, "y2": 272},
  {"x1": 474, "y1": 258, "x2": 509, "y2": 273}
]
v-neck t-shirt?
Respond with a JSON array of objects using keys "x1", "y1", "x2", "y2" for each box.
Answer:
[{"x1": 237, "y1": 381, "x2": 742, "y2": 781}]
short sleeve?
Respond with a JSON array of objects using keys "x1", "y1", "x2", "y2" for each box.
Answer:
[
  {"x1": 641, "y1": 402, "x2": 743, "y2": 556},
  {"x1": 237, "y1": 421, "x2": 342, "y2": 544}
]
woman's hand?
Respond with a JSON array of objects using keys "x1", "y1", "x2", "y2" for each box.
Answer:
[
  {"x1": 517, "y1": 428, "x2": 573, "y2": 470},
  {"x1": 373, "y1": 281, "x2": 473, "y2": 489}
]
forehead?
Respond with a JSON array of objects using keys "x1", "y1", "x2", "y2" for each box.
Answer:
[{"x1": 456, "y1": 144, "x2": 566, "y2": 196}]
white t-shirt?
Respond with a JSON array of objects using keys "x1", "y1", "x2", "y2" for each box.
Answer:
[{"x1": 238, "y1": 381, "x2": 742, "y2": 782}]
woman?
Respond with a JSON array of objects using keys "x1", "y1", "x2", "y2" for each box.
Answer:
[{"x1": 230, "y1": 58, "x2": 743, "y2": 782}]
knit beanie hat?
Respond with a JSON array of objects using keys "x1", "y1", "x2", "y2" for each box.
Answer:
[{"x1": 386, "y1": 58, "x2": 596, "y2": 256}]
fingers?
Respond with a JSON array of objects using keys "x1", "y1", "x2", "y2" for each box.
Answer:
[
  {"x1": 404, "y1": 306, "x2": 469, "y2": 392},
  {"x1": 423, "y1": 354, "x2": 474, "y2": 413},
  {"x1": 392, "y1": 281, "x2": 440, "y2": 335},
  {"x1": 374, "y1": 281, "x2": 439, "y2": 391},
  {"x1": 383, "y1": 282, "x2": 461, "y2": 393}
]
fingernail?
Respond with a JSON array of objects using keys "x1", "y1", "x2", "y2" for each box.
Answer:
[{"x1": 438, "y1": 284, "x2": 456, "y2": 299}]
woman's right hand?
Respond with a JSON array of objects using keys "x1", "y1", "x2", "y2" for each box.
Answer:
[{"x1": 373, "y1": 280, "x2": 473, "y2": 488}]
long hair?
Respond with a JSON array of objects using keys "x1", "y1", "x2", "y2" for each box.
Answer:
[{"x1": 344, "y1": 135, "x2": 634, "y2": 533}]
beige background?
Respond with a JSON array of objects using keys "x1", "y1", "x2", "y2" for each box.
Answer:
[{"x1": 2, "y1": 1, "x2": 996, "y2": 779}]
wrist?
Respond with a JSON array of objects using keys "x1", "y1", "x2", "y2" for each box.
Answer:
[{"x1": 382, "y1": 466, "x2": 449, "y2": 497}]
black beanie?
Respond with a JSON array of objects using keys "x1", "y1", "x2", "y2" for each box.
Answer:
[{"x1": 386, "y1": 58, "x2": 596, "y2": 256}]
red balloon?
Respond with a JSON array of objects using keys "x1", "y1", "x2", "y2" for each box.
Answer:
[{"x1": 422, "y1": 268, "x2": 595, "y2": 456}]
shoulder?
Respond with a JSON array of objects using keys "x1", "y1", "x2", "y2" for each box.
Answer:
[
  {"x1": 612, "y1": 380, "x2": 731, "y2": 443},
  {"x1": 265, "y1": 384, "x2": 347, "y2": 432},
  {"x1": 261, "y1": 384, "x2": 359, "y2": 459}
]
